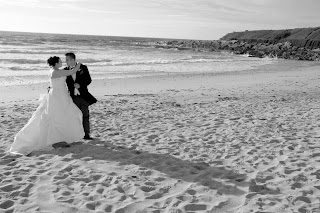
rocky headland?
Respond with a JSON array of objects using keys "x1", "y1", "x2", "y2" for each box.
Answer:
[{"x1": 156, "y1": 27, "x2": 320, "y2": 61}]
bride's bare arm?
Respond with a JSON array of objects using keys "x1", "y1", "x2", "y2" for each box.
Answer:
[{"x1": 51, "y1": 63, "x2": 81, "y2": 79}]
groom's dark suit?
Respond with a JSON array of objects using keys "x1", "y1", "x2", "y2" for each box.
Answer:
[{"x1": 65, "y1": 64, "x2": 97, "y2": 137}]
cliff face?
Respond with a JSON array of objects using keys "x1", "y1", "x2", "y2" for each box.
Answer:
[{"x1": 220, "y1": 27, "x2": 320, "y2": 49}]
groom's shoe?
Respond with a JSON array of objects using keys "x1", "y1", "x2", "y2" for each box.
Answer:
[{"x1": 84, "y1": 134, "x2": 93, "y2": 140}]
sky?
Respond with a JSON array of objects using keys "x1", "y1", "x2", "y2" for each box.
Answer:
[{"x1": 0, "y1": 0, "x2": 319, "y2": 40}]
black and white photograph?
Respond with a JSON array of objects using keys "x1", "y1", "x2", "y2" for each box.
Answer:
[{"x1": 1, "y1": 0, "x2": 320, "y2": 212}]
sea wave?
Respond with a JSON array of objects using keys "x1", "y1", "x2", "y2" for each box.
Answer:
[
  {"x1": 0, "y1": 57, "x2": 226, "y2": 67},
  {"x1": 81, "y1": 58, "x2": 113, "y2": 63},
  {"x1": 8, "y1": 66, "x2": 47, "y2": 71},
  {"x1": 0, "y1": 70, "x2": 49, "y2": 77},
  {"x1": 0, "y1": 50, "x2": 71, "y2": 55},
  {"x1": 90, "y1": 58, "x2": 237, "y2": 66},
  {"x1": 9, "y1": 66, "x2": 32, "y2": 71},
  {"x1": 0, "y1": 42, "x2": 29, "y2": 46},
  {"x1": 0, "y1": 59, "x2": 45, "y2": 64}
]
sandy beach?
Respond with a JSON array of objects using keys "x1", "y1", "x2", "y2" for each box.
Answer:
[{"x1": 1, "y1": 60, "x2": 320, "y2": 212}]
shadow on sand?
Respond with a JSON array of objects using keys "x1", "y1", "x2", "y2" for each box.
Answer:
[{"x1": 31, "y1": 138, "x2": 249, "y2": 196}]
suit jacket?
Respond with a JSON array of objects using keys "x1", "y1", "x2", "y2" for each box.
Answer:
[{"x1": 65, "y1": 64, "x2": 97, "y2": 105}]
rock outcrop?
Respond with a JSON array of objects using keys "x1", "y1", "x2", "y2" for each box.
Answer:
[
  {"x1": 221, "y1": 27, "x2": 320, "y2": 50},
  {"x1": 155, "y1": 27, "x2": 320, "y2": 61}
]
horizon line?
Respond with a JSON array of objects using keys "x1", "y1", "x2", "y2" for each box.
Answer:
[{"x1": 0, "y1": 30, "x2": 207, "y2": 41}]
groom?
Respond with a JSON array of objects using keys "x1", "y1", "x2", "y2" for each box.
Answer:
[{"x1": 65, "y1": 52, "x2": 97, "y2": 140}]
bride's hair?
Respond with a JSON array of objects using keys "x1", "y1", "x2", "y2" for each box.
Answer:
[{"x1": 47, "y1": 56, "x2": 60, "y2": 67}]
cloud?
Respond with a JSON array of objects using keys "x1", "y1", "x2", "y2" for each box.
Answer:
[
  {"x1": 0, "y1": 0, "x2": 40, "y2": 6},
  {"x1": 53, "y1": 0, "x2": 86, "y2": 1},
  {"x1": 0, "y1": 0, "x2": 53, "y2": 9},
  {"x1": 87, "y1": 9, "x2": 121, "y2": 14},
  {"x1": 167, "y1": 14, "x2": 187, "y2": 17},
  {"x1": 0, "y1": 0, "x2": 89, "y2": 9}
]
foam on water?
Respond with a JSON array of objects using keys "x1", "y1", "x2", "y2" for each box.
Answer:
[{"x1": 0, "y1": 31, "x2": 278, "y2": 86}]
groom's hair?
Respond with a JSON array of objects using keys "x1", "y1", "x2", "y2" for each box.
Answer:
[{"x1": 65, "y1": 52, "x2": 76, "y2": 60}]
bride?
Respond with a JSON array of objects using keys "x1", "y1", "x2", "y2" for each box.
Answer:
[{"x1": 10, "y1": 56, "x2": 85, "y2": 155}]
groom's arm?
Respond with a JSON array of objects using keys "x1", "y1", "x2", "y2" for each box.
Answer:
[
  {"x1": 77, "y1": 65, "x2": 92, "y2": 87},
  {"x1": 66, "y1": 76, "x2": 73, "y2": 93}
]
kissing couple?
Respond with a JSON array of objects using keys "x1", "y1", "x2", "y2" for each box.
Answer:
[{"x1": 10, "y1": 52, "x2": 97, "y2": 155}]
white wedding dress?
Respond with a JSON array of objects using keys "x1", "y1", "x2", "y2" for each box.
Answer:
[{"x1": 10, "y1": 75, "x2": 85, "y2": 155}]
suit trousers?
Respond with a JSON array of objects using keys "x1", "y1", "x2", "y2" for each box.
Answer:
[{"x1": 72, "y1": 96, "x2": 90, "y2": 135}]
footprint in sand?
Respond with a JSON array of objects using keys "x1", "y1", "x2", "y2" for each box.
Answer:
[
  {"x1": 0, "y1": 184, "x2": 21, "y2": 193},
  {"x1": 183, "y1": 204, "x2": 207, "y2": 211},
  {"x1": 140, "y1": 185, "x2": 156, "y2": 192},
  {"x1": 114, "y1": 180, "x2": 192, "y2": 213},
  {"x1": 209, "y1": 196, "x2": 246, "y2": 213},
  {"x1": 0, "y1": 200, "x2": 14, "y2": 211},
  {"x1": 32, "y1": 173, "x2": 87, "y2": 213}
]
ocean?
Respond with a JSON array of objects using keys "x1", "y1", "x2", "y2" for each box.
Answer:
[{"x1": 0, "y1": 31, "x2": 277, "y2": 87}]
